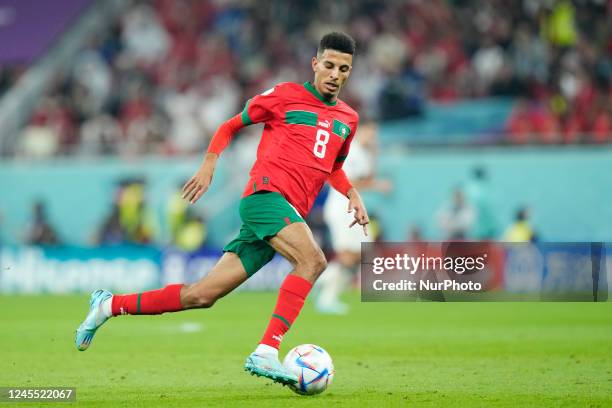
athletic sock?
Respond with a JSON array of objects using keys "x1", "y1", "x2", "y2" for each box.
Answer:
[
  {"x1": 260, "y1": 274, "x2": 313, "y2": 349},
  {"x1": 255, "y1": 343, "x2": 279, "y2": 357},
  {"x1": 101, "y1": 296, "x2": 113, "y2": 318},
  {"x1": 111, "y1": 284, "x2": 184, "y2": 316}
]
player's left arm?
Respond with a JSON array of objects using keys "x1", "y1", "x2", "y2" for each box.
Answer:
[
  {"x1": 346, "y1": 185, "x2": 369, "y2": 236},
  {"x1": 328, "y1": 169, "x2": 370, "y2": 235},
  {"x1": 328, "y1": 121, "x2": 370, "y2": 235}
]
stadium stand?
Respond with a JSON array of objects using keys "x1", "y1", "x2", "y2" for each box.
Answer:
[{"x1": 0, "y1": 0, "x2": 609, "y2": 158}]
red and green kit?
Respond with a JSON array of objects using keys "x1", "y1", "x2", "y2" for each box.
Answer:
[{"x1": 240, "y1": 82, "x2": 359, "y2": 217}]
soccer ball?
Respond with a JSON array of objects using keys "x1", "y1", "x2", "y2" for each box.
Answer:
[{"x1": 282, "y1": 344, "x2": 334, "y2": 395}]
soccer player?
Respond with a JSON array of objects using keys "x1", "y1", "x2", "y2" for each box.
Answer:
[{"x1": 75, "y1": 32, "x2": 369, "y2": 386}]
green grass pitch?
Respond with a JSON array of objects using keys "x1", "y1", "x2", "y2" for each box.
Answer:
[{"x1": 1, "y1": 293, "x2": 611, "y2": 407}]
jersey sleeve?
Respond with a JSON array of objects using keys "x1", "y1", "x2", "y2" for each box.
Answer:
[{"x1": 240, "y1": 85, "x2": 283, "y2": 125}]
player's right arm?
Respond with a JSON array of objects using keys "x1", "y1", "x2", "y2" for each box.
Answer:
[
  {"x1": 182, "y1": 113, "x2": 244, "y2": 204},
  {"x1": 182, "y1": 86, "x2": 282, "y2": 204}
]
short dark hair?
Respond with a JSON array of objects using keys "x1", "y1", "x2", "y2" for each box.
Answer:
[{"x1": 318, "y1": 32, "x2": 356, "y2": 56}]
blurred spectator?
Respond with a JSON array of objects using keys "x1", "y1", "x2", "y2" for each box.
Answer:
[
  {"x1": 19, "y1": 95, "x2": 75, "y2": 157},
  {"x1": 71, "y1": 45, "x2": 112, "y2": 116},
  {"x1": 465, "y1": 167, "x2": 497, "y2": 239},
  {"x1": 173, "y1": 214, "x2": 206, "y2": 252},
  {"x1": 503, "y1": 207, "x2": 538, "y2": 242},
  {"x1": 116, "y1": 179, "x2": 156, "y2": 244},
  {"x1": 96, "y1": 179, "x2": 160, "y2": 246},
  {"x1": 437, "y1": 187, "x2": 475, "y2": 240},
  {"x1": 19, "y1": 124, "x2": 60, "y2": 158},
  {"x1": 26, "y1": 200, "x2": 61, "y2": 246},
  {"x1": 167, "y1": 187, "x2": 207, "y2": 251},
  {"x1": 78, "y1": 113, "x2": 123, "y2": 155},
  {"x1": 378, "y1": 61, "x2": 426, "y2": 119},
  {"x1": 407, "y1": 224, "x2": 423, "y2": 242},
  {"x1": 95, "y1": 203, "x2": 127, "y2": 245},
  {"x1": 541, "y1": 1, "x2": 577, "y2": 48},
  {"x1": 511, "y1": 23, "x2": 549, "y2": 85},
  {"x1": 163, "y1": 85, "x2": 203, "y2": 155},
  {"x1": 472, "y1": 37, "x2": 505, "y2": 93},
  {"x1": 120, "y1": 2, "x2": 169, "y2": 65}
]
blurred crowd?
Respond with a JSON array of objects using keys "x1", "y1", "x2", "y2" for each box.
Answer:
[
  {"x1": 22, "y1": 166, "x2": 537, "y2": 251},
  {"x1": 10, "y1": 0, "x2": 612, "y2": 157},
  {"x1": 23, "y1": 178, "x2": 209, "y2": 251},
  {"x1": 433, "y1": 168, "x2": 538, "y2": 242},
  {"x1": 94, "y1": 178, "x2": 208, "y2": 251}
]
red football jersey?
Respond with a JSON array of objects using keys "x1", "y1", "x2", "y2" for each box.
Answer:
[{"x1": 240, "y1": 82, "x2": 359, "y2": 217}]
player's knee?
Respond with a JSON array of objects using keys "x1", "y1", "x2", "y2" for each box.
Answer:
[
  {"x1": 289, "y1": 246, "x2": 327, "y2": 280},
  {"x1": 304, "y1": 250, "x2": 327, "y2": 276},
  {"x1": 315, "y1": 253, "x2": 328, "y2": 274}
]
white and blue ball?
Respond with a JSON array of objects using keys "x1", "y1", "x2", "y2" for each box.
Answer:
[{"x1": 283, "y1": 344, "x2": 334, "y2": 395}]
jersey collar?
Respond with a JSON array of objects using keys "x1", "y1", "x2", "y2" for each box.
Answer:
[{"x1": 303, "y1": 82, "x2": 337, "y2": 106}]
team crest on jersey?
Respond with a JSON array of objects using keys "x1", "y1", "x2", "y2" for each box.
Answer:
[{"x1": 332, "y1": 119, "x2": 351, "y2": 140}]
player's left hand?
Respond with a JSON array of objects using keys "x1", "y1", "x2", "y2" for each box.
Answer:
[{"x1": 347, "y1": 188, "x2": 369, "y2": 236}]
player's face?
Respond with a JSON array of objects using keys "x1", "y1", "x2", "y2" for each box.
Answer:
[{"x1": 312, "y1": 49, "x2": 353, "y2": 101}]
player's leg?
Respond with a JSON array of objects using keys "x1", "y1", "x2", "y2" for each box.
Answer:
[
  {"x1": 257, "y1": 222, "x2": 327, "y2": 347},
  {"x1": 110, "y1": 254, "x2": 246, "y2": 316},
  {"x1": 75, "y1": 252, "x2": 247, "y2": 351},
  {"x1": 176, "y1": 252, "x2": 249, "y2": 309},
  {"x1": 269, "y1": 222, "x2": 327, "y2": 281},
  {"x1": 245, "y1": 222, "x2": 327, "y2": 384},
  {"x1": 236, "y1": 191, "x2": 323, "y2": 384}
]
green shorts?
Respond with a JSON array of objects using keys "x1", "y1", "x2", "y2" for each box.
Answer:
[{"x1": 223, "y1": 191, "x2": 305, "y2": 277}]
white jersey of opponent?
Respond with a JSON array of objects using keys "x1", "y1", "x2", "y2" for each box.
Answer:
[{"x1": 323, "y1": 141, "x2": 373, "y2": 251}]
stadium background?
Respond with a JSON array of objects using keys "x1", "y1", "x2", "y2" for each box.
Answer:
[
  {"x1": 0, "y1": 1, "x2": 610, "y2": 406},
  {"x1": 1, "y1": 0, "x2": 611, "y2": 291}
]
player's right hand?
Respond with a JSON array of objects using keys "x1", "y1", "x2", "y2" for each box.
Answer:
[
  {"x1": 182, "y1": 165, "x2": 213, "y2": 204},
  {"x1": 182, "y1": 168, "x2": 212, "y2": 204}
]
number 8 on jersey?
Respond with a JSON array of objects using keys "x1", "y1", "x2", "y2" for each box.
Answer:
[{"x1": 314, "y1": 128, "x2": 330, "y2": 158}]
